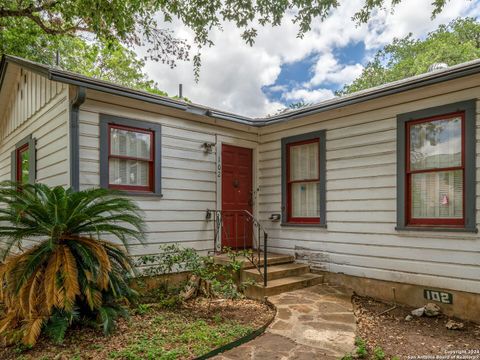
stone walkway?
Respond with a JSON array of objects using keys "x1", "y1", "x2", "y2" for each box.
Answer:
[{"x1": 214, "y1": 284, "x2": 356, "y2": 360}]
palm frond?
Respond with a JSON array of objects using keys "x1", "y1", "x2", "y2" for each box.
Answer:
[
  {"x1": 44, "y1": 248, "x2": 61, "y2": 312},
  {"x1": 61, "y1": 245, "x2": 80, "y2": 309},
  {"x1": 28, "y1": 266, "x2": 44, "y2": 317},
  {"x1": 22, "y1": 316, "x2": 45, "y2": 346}
]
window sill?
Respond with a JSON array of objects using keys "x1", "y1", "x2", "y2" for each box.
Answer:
[
  {"x1": 281, "y1": 223, "x2": 327, "y2": 228},
  {"x1": 395, "y1": 225, "x2": 478, "y2": 233},
  {"x1": 108, "y1": 188, "x2": 163, "y2": 197}
]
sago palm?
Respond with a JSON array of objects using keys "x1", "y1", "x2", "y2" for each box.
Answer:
[{"x1": 0, "y1": 183, "x2": 145, "y2": 346}]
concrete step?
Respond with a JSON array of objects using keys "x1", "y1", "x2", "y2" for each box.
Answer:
[
  {"x1": 242, "y1": 263, "x2": 310, "y2": 282},
  {"x1": 245, "y1": 273, "x2": 324, "y2": 299},
  {"x1": 214, "y1": 252, "x2": 294, "y2": 269}
]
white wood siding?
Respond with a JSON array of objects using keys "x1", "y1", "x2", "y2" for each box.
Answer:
[
  {"x1": 78, "y1": 96, "x2": 258, "y2": 262},
  {"x1": 0, "y1": 69, "x2": 69, "y2": 186},
  {"x1": 258, "y1": 76, "x2": 480, "y2": 294}
]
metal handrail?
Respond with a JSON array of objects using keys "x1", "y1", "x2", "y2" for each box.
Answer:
[{"x1": 206, "y1": 209, "x2": 268, "y2": 287}]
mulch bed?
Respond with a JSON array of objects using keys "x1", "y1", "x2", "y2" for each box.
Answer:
[
  {"x1": 353, "y1": 295, "x2": 480, "y2": 359},
  {"x1": 0, "y1": 298, "x2": 274, "y2": 360}
]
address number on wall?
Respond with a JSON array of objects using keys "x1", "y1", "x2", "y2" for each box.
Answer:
[{"x1": 424, "y1": 289, "x2": 453, "y2": 304}]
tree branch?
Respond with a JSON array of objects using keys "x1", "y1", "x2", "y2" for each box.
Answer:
[
  {"x1": 0, "y1": 1, "x2": 58, "y2": 18},
  {"x1": 26, "y1": 13, "x2": 60, "y2": 35}
]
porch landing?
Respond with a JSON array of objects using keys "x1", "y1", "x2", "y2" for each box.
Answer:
[{"x1": 214, "y1": 252, "x2": 324, "y2": 298}]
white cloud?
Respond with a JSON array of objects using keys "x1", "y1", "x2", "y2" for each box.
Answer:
[
  {"x1": 283, "y1": 88, "x2": 335, "y2": 103},
  {"x1": 143, "y1": 0, "x2": 476, "y2": 117},
  {"x1": 308, "y1": 53, "x2": 364, "y2": 87},
  {"x1": 267, "y1": 84, "x2": 289, "y2": 92}
]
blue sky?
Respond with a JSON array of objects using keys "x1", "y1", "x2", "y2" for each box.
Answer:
[
  {"x1": 264, "y1": 41, "x2": 369, "y2": 106},
  {"x1": 145, "y1": 0, "x2": 480, "y2": 117}
]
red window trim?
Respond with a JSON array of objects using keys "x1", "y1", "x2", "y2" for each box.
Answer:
[
  {"x1": 108, "y1": 123, "x2": 154, "y2": 192},
  {"x1": 406, "y1": 111, "x2": 465, "y2": 227},
  {"x1": 16, "y1": 143, "x2": 29, "y2": 183},
  {"x1": 286, "y1": 138, "x2": 320, "y2": 224}
]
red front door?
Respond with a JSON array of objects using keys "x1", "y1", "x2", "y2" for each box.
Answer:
[{"x1": 221, "y1": 144, "x2": 253, "y2": 249}]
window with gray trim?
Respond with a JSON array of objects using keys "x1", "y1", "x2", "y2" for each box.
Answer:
[
  {"x1": 281, "y1": 130, "x2": 326, "y2": 226},
  {"x1": 396, "y1": 100, "x2": 476, "y2": 232},
  {"x1": 99, "y1": 114, "x2": 162, "y2": 196},
  {"x1": 11, "y1": 134, "x2": 36, "y2": 184}
]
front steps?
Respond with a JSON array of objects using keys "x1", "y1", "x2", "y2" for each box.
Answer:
[
  {"x1": 214, "y1": 252, "x2": 324, "y2": 299},
  {"x1": 245, "y1": 272, "x2": 324, "y2": 298}
]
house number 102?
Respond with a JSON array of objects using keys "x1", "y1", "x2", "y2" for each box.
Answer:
[{"x1": 424, "y1": 289, "x2": 453, "y2": 304}]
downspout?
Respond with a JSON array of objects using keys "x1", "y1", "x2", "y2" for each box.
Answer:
[{"x1": 69, "y1": 86, "x2": 86, "y2": 191}]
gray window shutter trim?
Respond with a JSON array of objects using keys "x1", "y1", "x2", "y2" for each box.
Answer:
[
  {"x1": 396, "y1": 99, "x2": 477, "y2": 232},
  {"x1": 11, "y1": 134, "x2": 36, "y2": 184},
  {"x1": 10, "y1": 150, "x2": 16, "y2": 182},
  {"x1": 28, "y1": 137, "x2": 36, "y2": 184},
  {"x1": 280, "y1": 129, "x2": 327, "y2": 227},
  {"x1": 99, "y1": 114, "x2": 162, "y2": 196}
]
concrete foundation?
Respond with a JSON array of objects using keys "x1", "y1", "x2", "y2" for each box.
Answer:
[{"x1": 315, "y1": 271, "x2": 480, "y2": 323}]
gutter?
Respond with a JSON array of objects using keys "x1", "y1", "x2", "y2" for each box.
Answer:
[
  {"x1": 70, "y1": 86, "x2": 86, "y2": 191},
  {"x1": 3, "y1": 55, "x2": 480, "y2": 128},
  {"x1": 48, "y1": 69, "x2": 256, "y2": 127},
  {"x1": 50, "y1": 70, "x2": 189, "y2": 112},
  {"x1": 260, "y1": 60, "x2": 480, "y2": 125}
]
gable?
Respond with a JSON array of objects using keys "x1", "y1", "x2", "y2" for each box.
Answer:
[{"x1": 0, "y1": 63, "x2": 66, "y2": 140}]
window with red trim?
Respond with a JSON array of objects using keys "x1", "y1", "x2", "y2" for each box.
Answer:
[
  {"x1": 108, "y1": 124, "x2": 154, "y2": 192},
  {"x1": 286, "y1": 138, "x2": 320, "y2": 224},
  {"x1": 16, "y1": 143, "x2": 30, "y2": 184},
  {"x1": 406, "y1": 112, "x2": 465, "y2": 227}
]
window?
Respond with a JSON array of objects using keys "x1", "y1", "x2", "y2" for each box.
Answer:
[
  {"x1": 287, "y1": 139, "x2": 320, "y2": 223},
  {"x1": 11, "y1": 135, "x2": 36, "y2": 184},
  {"x1": 281, "y1": 130, "x2": 326, "y2": 226},
  {"x1": 16, "y1": 143, "x2": 30, "y2": 184},
  {"x1": 108, "y1": 124, "x2": 154, "y2": 191},
  {"x1": 100, "y1": 115, "x2": 162, "y2": 195},
  {"x1": 397, "y1": 100, "x2": 476, "y2": 231},
  {"x1": 407, "y1": 113, "x2": 464, "y2": 225}
]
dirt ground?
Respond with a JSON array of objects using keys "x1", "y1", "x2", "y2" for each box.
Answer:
[
  {"x1": 353, "y1": 295, "x2": 480, "y2": 359},
  {"x1": 0, "y1": 298, "x2": 275, "y2": 360}
]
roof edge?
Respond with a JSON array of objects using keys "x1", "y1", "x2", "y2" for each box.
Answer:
[
  {"x1": 49, "y1": 68, "x2": 257, "y2": 126},
  {"x1": 1, "y1": 54, "x2": 257, "y2": 127},
  {"x1": 0, "y1": 56, "x2": 7, "y2": 94},
  {"x1": 3, "y1": 54, "x2": 480, "y2": 127},
  {"x1": 261, "y1": 59, "x2": 480, "y2": 125}
]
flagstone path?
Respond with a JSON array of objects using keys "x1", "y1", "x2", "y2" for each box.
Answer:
[{"x1": 214, "y1": 284, "x2": 356, "y2": 360}]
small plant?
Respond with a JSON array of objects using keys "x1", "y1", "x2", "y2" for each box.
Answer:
[
  {"x1": 137, "y1": 244, "x2": 202, "y2": 276},
  {"x1": 355, "y1": 337, "x2": 368, "y2": 358},
  {"x1": 136, "y1": 304, "x2": 151, "y2": 315},
  {"x1": 138, "y1": 245, "x2": 244, "y2": 301},
  {"x1": 373, "y1": 346, "x2": 386, "y2": 360},
  {"x1": 158, "y1": 295, "x2": 182, "y2": 308}
]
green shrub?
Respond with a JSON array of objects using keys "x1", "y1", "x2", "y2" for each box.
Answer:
[
  {"x1": 137, "y1": 244, "x2": 202, "y2": 276},
  {"x1": 0, "y1": 183, "x2": 145, "y2": 346},
  {"x1": 138, "y1": 245, "x2": 246, "y2": 300}
]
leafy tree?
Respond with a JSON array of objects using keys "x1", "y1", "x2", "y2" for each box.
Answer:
[
  {"x1": 0, "y1": 183, "x2": 145, "y2": 346},
  {"x1": 338, "y1": 18, "x2": 480, "y2": 95},
  {"x1": 0, "y1": 17, "x2": 168, "y2": 95},
  {"x1": 0, "y1": 0, "x2": 464, "y2": 79}
]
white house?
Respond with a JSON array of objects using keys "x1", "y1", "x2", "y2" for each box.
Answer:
[{"x1": 0, "y1": 55, "x2": 479, "y2": 320}]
